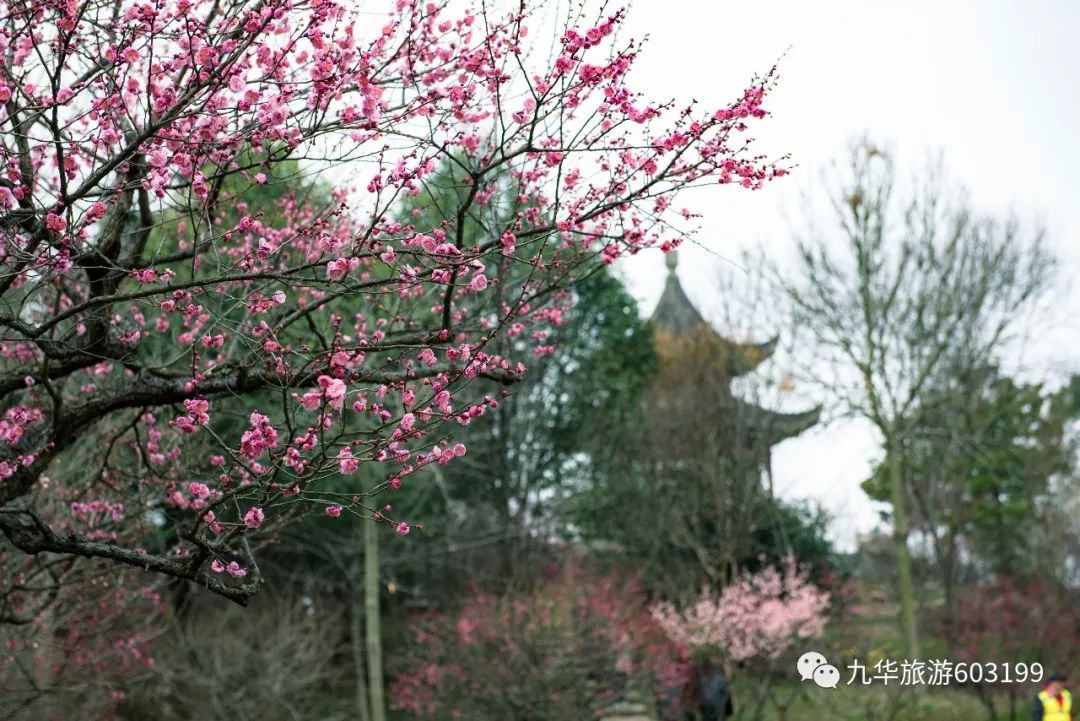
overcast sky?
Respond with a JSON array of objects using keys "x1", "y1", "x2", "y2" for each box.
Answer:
[{"x1": 612, "y1": 0, "x2": 1080, "y2": 550}]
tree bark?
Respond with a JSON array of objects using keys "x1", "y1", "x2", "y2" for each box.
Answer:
[
  {"x1": 365, "y1": 516, "x2": 387, "y2": 721},
  {"x1": 751, "y1": 660, "x2": 774, "y2": 721},
  {"x1": 887, "y1": 433, "x2": 920, "y2": 659},
  {"x1": 352, "y1": 522, "x2": 372, "y2": 721}
]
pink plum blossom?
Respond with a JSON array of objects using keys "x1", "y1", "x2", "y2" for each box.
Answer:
[
  {"x1": 318, "y1": 375, "x2": 347, "y2": 409},
  {"x1": 338, "y1": 447, "x2": 360, "y2": 474},
  {"x1": 243, "y1": 506, "x2": 265, "y2": 529},
  {"x1": 650, "y1": 557, "x2": 829, "y2": 661}
]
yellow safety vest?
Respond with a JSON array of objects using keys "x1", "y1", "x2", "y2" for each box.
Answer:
[{"x1": 1039, "y1": 689, "x2": 1073, "y2": 721}]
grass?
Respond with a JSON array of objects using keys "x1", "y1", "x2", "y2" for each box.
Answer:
[{"x1": 727, "y1": 678, "x2": 990, "y2": 721}]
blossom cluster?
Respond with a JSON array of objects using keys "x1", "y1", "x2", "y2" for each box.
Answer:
[
  {"x1": 0, "y1": 0, "x2": 785, "y2": 609},
  {"x1": 651, "y1": 557, "x2": 830, "y2": 661}
]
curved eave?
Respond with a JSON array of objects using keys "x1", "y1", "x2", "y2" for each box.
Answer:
[
  {"x1": 727, "y1": 336, "x2": 779, "y2": 376},
  {"x1": 737, "y1": 401, "x2": 823, "y2": 444},
  {"x1": 762, "y1": 404, "x2": 823, "y2": 443}
]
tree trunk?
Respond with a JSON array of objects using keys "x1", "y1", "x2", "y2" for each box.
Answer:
[
  {"x1": 365, "y1": 517, "x2": 387, "y2": 721},
  {"x1": 352, "y1": 523, "x2": 372, "y2": 721},
  {"x1": 941, "y1": 526, "x2": 957, "y2": 623},
  {"x1": 887, "y1": 434, "x2": 920, "y2": 659},
  {"x1": 751, "y1": 667, "x2": 773, "y2": 721},
  {"x1": 973, "y1": 682, "x2": 998, "y2": 721}
]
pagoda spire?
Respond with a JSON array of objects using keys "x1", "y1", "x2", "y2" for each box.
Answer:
[{"x1": 665, "y1": 248, "x2": 680, "y2": 274}]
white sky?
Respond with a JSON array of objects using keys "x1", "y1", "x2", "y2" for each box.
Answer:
[{"x1": 613, "y1": 0, "x2": 1080, "y2": 550}]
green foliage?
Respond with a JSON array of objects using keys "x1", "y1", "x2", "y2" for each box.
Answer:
[
  {"x1": 555, "y1": 269, "x2": 660, "y2": 459},
  {"x1": 574, "y1": 464, "x2": 840, "y2": 599},
  {"x1": 751, "y1": 499, "x2": 841, "y2": 575},
  {"x1": 394, "y1": 156, "x2": 489, "y2": 239},
  {"x1": 863, "y1": 368, "x2": 1080, "y2": 574},
  {"x1": 380, "y1": 265, "x2": 658, "y2": 600},
  {"x1": 257, "y1": 158, "x2": 658, "y2": 602},
  {"x1": 438, "y1": 267, "x2": 657, "y2": 510}
]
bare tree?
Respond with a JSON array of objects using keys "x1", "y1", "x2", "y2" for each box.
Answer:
[
  {"x1": 132, "y1": 593, "x2": 351, "y2": 721},
  {"x1": 779, "y1": 140, "x2": 1056, "y2": 657}
]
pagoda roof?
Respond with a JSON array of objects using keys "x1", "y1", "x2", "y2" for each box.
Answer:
[
  {"x1": 736, "y1": 399, "x2": 823, "y2": 445},
  {"x1": 651, "y1": 250, "x2": 778, "y2": 377},
  {"x1": 651, "y1": 249, "x2": 821, "y2": 445}
]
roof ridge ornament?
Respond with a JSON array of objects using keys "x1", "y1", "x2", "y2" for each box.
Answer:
[{"x1": 665, "y1": 249, "x2": 679, "y2": 274}]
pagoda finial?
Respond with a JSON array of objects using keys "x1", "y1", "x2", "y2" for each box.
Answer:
[{"x1": 665, "y1": 249, "x2": 679, "y2": 274}]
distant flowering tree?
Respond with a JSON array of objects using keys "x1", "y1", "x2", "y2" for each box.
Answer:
[
  {"x1": 0, "y1": 562, "x2": 165, "y2": 717},
  {"x1": 390, "y1": 562, "x2": 689, "y2": 721},
  {"x1": 651, "y1": 558, "x2": 830, "y2": 721},
  {"x1": 943, "y1": 575, "x2": 1080, "y2": 719},
  {"x1": 650, "y1": 557, "x2": 830, "y2": 663},
  {"x1": 0, "y1": 0, "x2": 785, "y2": 610}
]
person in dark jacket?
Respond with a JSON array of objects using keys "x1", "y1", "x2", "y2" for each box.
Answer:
[{"x1": 697, "y1": 662, "x2": 734, "y2": 721}]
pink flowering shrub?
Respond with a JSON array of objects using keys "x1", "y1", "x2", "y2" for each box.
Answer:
[
  {"x1": 651, "y1": 557, "x2": 830, "y2": 663},
  {"x1": 390, "y1": 562, "x2": 690, "y2": 720},
  {"x1": 0, "y1": 557, "x2": 165, "y2": 719},
  {"x1": 945, "y1": 576, "x2": 1080, "y2": 687}
]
